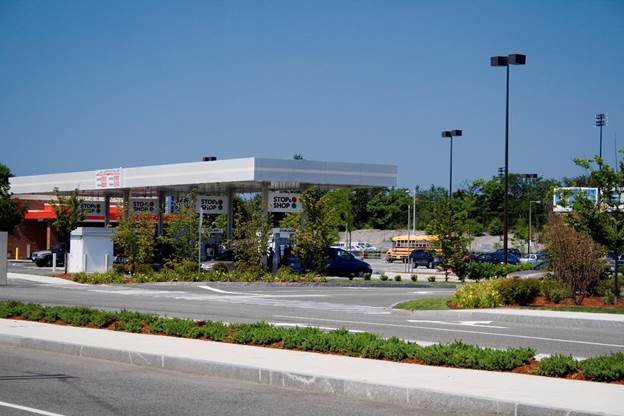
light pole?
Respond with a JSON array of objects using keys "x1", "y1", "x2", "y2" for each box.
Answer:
[
  {"x1": 491, "y1": 53, "x2": 527, "y2": 265},
  {"x1": 595, "y1": 113, "x2": 608, "y2": 159},
  {"x1": 441, "y1": 130, "x2": 463, "y2": 198},
  {"x1": 528, "y1": 200, "x2": 541, "y2": 255}
]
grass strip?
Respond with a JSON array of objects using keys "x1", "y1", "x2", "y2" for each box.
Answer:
[
  {"x1": 1, "y1": 300, "x2": 622, "y2": 382},
  {"x1": 393, "y1": 296, "x2": 452, "y2": 311}
]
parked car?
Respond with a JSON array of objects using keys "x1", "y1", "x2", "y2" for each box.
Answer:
[
  {"x1": 520, "y1": 252, "x2": 549, "y2": 264},
  {"x1": 476, "y1": 251, "x2": 520, "y2": 265},
  {"x1": 494, "y1": 248, "x2": 522, "y2": 258},
  {"x1": 326, "y1": 248, "x2": 372, "y2": 277},
  {"x1": 31, "y1": 243, "x2": 66, "y2": 267},
  {"x1": 409, "y1": 250, "x2": 434, "y2": 268}
]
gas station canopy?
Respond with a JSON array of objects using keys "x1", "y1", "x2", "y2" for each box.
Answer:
[{"x1": 9, "y1": 157, "x2": 397, "y2": 197}]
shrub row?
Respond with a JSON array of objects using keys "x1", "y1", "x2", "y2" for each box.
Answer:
[
  {"x1": 452, "y1": 278, "x2": 568, "y2": 308},
  {"x1": 2, "y1": 301, "x2": 622, "y2": 381},
  {"x1": 72, "y1": 269, "x2": 326, "y2": 285},
  {"x1": 455, "y1": 262, "x2": 533, "y2": 281},
  {"x1": 534, "y1": 353, "x2": 624, "y2": 382}
]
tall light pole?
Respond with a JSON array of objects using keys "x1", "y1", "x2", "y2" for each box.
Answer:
[
  {"x1": 595, "y1": 113, "x2": 608, "y2": 159},
  {"x1": 491, "y1": 53, "x2": 527, "y2": 265},
  {"x1": 441, "y1": 130, "x2": 463, "y2": 198},
  {"x1": 528, "y1": 200, "x2": 541, "y2": 255}
]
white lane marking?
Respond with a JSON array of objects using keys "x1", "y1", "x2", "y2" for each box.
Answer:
[
  {"x1": 272, "y1": 315, "x2": 624, "y2": 349},
  {"x1": 0, "y1": 400, "x2": 67, "y2": 416},
  {"x1": 411, "y1": 291, "x2": 452, "y2": 294},
  {"x1": 198, "y1": 285, "x2": 326, "y2": 298},
  {"x1": 198, "y1": 285, "x2": 239, "y2": 295},
  {"x1": 407, "y1": 319, "x2": 508, "y2": 329}
]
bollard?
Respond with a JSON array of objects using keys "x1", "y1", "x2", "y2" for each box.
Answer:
[
  {"x1": 15, "y1": 247, "x2": 19, "y2": 260},
  {"x1": 26, "y1": 244, "x2": 31, "y2": 259},
  {"x1": 52, "y1": 253, "x2": 57, "y2": 273},
  {"x1": 104, "y1": 253, "x2": 109, "y2": 272},
  {"x1": 0, "y1": 232, "x2": 7, "y2": 285},
  {"x1": 83, "y1": 254, "x2": 87, "y2": 273}
]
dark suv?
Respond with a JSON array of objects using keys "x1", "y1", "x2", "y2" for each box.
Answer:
[
  {"x1": 409, "y1": 251, "x2": 434, "y2": 268},
  {"x1": 31, "y1": 243, "x2": 66, "y2": 267},
  {"x1": 326, "y1": 248, "x2": 372, "y2": 277}
]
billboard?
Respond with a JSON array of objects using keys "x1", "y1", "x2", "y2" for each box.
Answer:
[
  {"x1": 553, "y1": 187, "x2": 598, "y2": 212},
  {"x1": 80, "y1": 201, "x2": 104, "y2": 216},
  {"x1": 268, "y1": 192, "x2": 301, "y2": 213}
]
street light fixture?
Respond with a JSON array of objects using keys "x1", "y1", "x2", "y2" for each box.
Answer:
[
  {"x1": 528, "y1": 200, "x2": 542, "y2": 255},
  {"x1": 441, "y1": 130, "x2": 463, "y2": 198},
  {"x1": 595, "y1": 113, "x2": 608, "y2": 159},
  {"x1": 490, "y1": 53, "x2": 527, "y2": 265}
]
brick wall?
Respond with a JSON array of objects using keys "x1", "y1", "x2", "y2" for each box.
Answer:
[{"x1": 8, "y1": 220, "x2": 57, "y2": 259}]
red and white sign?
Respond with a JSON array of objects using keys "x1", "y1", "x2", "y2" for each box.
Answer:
[
  {"x1": 130, "y1": 198, "x2": 159, "y2": 215},
  {"x1": 95, "y1": 168, "x2": 122, "y2": 189}
]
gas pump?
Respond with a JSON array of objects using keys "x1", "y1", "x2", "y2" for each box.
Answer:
[
  {"x1": 203, "y1": 228, "x2": 224, "y2": 260},
  {"x1": 270, "y1": 228, "x2": 296, "y2": 273}
]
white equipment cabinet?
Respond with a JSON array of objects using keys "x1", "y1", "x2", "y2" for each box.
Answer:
[{"x1": 68, "y1": 227, "x2": 116, "y2": 273}]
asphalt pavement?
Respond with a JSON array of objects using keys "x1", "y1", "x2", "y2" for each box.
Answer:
[
  {"x1": 2, "y1": 272, "x2": 624, "y2": 358},
  {"x1": 0, "y1": 345, "x2": 442, "y2": 416}
]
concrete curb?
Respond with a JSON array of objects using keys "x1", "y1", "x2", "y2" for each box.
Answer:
[{"x1": 0, "y1": 334, "x2": 612, "y2": 416}]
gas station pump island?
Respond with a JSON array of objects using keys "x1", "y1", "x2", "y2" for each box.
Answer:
[{"x1": 9, "y1": 157, "x2": 397, "y2": 273}]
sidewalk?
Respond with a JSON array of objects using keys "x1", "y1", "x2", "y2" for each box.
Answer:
[{"x1": 0, "y1": 319, "x2": 621, "y2": 416}]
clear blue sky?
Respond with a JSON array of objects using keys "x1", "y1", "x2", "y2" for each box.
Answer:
[{"x1": 1, "y1": 0, "x2": 622, "y2": 189}]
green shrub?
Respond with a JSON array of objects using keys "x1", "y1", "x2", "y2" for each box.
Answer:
[
  {"x1": 452, "y1": 281, "x2": 503, "y2": 308},
  {"x1": 496, "y1": 278, "x2": 541, "y2": 306},
  {"x1": 394, "y1": 275, "x2": 402, "y2": 282},
  {"x1": 410, "y1": 274, "x2": 418, "y2": 282},
  {"x1": 603, "y1": 292, "x2": 616, "y2": 305},
  {"x1": 89, "y1": 310, "x2": 115, "y2": 328},
  {"x1": 580, "y1": 352, "x2": 624, "y2": 382},
  {"x1": 541, "y1": 276, "x2": 566, "y2": 303},
  {"x1": 17, "y1": 303, "x2": 45, "y2": 321},
  {"x1": 379, "y1": 273, "x2": 388, "y2": 281},
  {"x1": 427, "y1": 276, "x2": 436, "y2": 282},
  {"x1": 363, "y1": 272, "x2": 371, "y2": 280},
  {"x1": 534, "y1": 354, "x2": 578, "y2": 377},
  {"x1": 414, "y1": 341, "x2": 535, "y2": 371},
  {"x1": 151, "y1": 318, "x2": 196, "y2": 337},
  {"x1": 462, "y1": 262, "x2": 532, "y2": 281},
  {"x1": 211, "y1": 262, "x2": 230, "y2": 274},
  {"x1": 231, "y1": 322, "x2": 285, "y2": 345},
  {"x1": 191, "y1": 321, "x2": 229, "y2": 341},
  {"x1": 58, "y1": 307, "x2": 93, "y2": 327},
  {"x1": 0, "y1": 301, "x2": 19, "y2": 318},
  {"x1": 73, "y1": 272, "x2": 128, "y2": 284},
  {"x1": 594, "y1": 276, "x2": 624, "y2": 297}
]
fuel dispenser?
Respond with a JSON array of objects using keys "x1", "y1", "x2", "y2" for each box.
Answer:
[{"x1": 270, "y1": 227, "x2": 296, "y2": 273}]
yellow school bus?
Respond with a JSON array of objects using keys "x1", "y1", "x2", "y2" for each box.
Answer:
[{"x1": 384, "y1": 234, "x2": 437, "y2": 262}]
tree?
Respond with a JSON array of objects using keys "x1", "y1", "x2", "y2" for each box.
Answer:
[
  {"x1": 325, "y1": 189, "x2": 354, "y2": 245},
  {"x1": 366, "y1": 188, "x2": 412, "y2": 229},
  {"x1": 427, "y1": 198, "x2": 471, "y2": 281},
  {"x1": 565, "y1": 155, "x2": 624, "y2": 299},
  {"x1": 49, "y1": 188, "x2": 85, "y2": 245},
  {"x1": 159, "y1": 191, "x2": 201, "y2": 272},
  {"x1": 0, "y1": 164, "x2": 25, "y2": 232},
  {"x1": 229, "y1": 205, "x2": 272, "y2": 273},
  {"x1": 546, "y1": 214, "x2": 607, "y2": 304},
  {"x1": 279, "y1": 212, "x2": 301, "y2": 229},
  {"x1": 113, "y1": 213, "x2": 156, "y2": 274},
  {"x1": 293, "y1": 188, "x2": 339, "y2": 272},
  {"x1": 487, "y1": 217, "x2": 503, "y2": 236}
]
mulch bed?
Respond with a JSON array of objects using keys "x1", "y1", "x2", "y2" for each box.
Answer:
[{"x1": 527, "y1": 295, "x2": 624, "y2": 309}]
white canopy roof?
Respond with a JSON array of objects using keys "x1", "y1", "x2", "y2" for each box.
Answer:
[{"x1": 10, "y1": 157, "x2": 397, "y2": 197}]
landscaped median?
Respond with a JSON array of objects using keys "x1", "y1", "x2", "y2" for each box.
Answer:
[{"x1": 2, "y1": 301, "x2": 623, "y2": 383}]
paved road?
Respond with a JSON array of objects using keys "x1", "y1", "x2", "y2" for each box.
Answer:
[
  {"x1": 0, "y1": 345, "x2": 444, "y2": 416},
  {"x1": 2, "y1": 275, "x2": 623, "y2": 358}
]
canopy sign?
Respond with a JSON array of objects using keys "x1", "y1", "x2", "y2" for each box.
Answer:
[
  {"x1": 130, "y1": 198, "x2": 159, "y2": 214},
  {"x1": 80, "y1": 201, "x2": 104, "y2": 216},
  {"x1": 95, "y1": 168, "x2": 122, "y2": 189},
  {"x1": 198, "y1": 195, "x2": 228, "y2": 214},
  {"x1": 268, "y1": 192, "x2": 301, "y2": 213}
]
